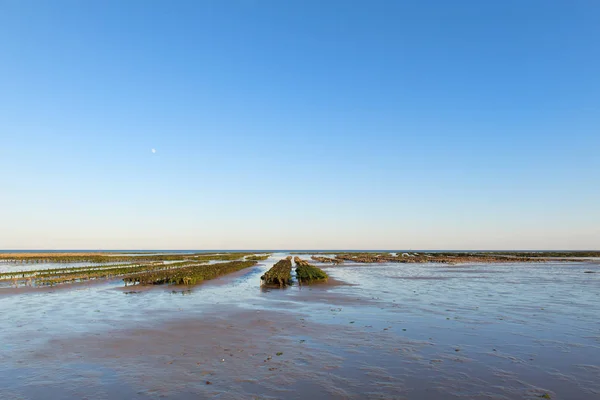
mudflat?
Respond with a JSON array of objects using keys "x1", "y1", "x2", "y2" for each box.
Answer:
[{"x1": 1, "y1": 253, "x2": 599, "y2": 399}]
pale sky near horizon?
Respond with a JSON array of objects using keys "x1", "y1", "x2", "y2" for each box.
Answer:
[{"x1": 1, "y1": 1, "x2": 599, "y2": 250}]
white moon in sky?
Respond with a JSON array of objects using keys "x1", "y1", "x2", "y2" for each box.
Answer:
[{"x1": 151, "y1": 149, "x2": 156, "y2": 153}]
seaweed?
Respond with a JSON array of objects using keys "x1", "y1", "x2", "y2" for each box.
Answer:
[
  {"x1": 0, "y1": 254, "x2": 256, "y2": 288},
  {"x1": 0, "y1": 252, "x2": 253, "y2": 264},
  {"x1": 294, "y1": 257, "x2": 328, "y2": 284},
  {"x1": 123, "y1": 260, "x2": 257, "y2": 286},
  {"x1": 0, "y1": 262, "x2": 181, "y2": 286},
  {"x1": 331, "y1": 252, "x2": 564, "y2": 265},
  {"x1": 260, "y1": 257, "x2": 292, "y2": 287},
  {"x1": 311, "y1": 255, "x2": 343, "y2": 264},
  {"x1": 245, "y1": 254, "x2": 271, "y2": 261}
]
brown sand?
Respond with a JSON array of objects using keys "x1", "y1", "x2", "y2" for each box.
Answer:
[{"x1": 30, "y1": 305, "x2": 417, "y2": 399}]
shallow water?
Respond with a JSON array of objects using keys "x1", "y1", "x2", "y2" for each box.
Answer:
[{"x1": 1, "y1": 254, "x2": 599, "y2": 399}]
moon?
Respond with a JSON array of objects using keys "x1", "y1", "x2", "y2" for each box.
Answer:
[{"x1": 151, "y1": 149, "x2": 156, "y2": 154}]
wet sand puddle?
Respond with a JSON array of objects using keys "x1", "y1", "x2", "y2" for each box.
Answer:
[{"x1": 1, "y1": 254, "x2": 599, "y2": 399}]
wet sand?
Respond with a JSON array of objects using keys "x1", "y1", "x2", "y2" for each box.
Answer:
[{"x1": 1, "y1": 256, "x2": 599, "y2": 399}]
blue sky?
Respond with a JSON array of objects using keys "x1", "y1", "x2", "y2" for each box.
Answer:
[{"x1": 1, "y1": 1, "x2": 598, "y2": 250}]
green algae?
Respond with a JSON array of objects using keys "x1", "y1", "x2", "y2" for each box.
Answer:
[
  {"x1": 294, "y1": 257, "x2": 328, "y2": 284},
  {"x1": 260, "y1": 257, "x2": 292, "y2": 287},
  {"x1": 122, "y1": 260, "x2": 257, "y2": 286},
  {"x1": 245, "y1": 254, "x2": 271, "y2": 261}
]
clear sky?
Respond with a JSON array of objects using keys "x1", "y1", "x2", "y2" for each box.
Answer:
[{"x1": 1, "y1": 1, "x2": 598, "y2": 250}]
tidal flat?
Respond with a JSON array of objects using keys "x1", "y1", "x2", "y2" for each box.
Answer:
[{"x1": 0, "y1": 251, "x2": 599, "y2": 399}]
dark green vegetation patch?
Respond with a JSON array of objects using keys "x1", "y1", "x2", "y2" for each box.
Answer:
[
  {"x1": 245, "y1": 254, "x2": 271, "y2": 261},
  {"x1": 123, "y1": 260, "x2": 257, "y2": 286},
  {"x1": 294, "y1": 257, "x2": 328, "y2": 284},
  {"x1": 0, "y1": 253, "x2": 255, "y2": 288},
  {"x1": 0, "y1": 262, "x2": 190, "y2": 287},
  {"x1": 261, "y1": 257, "x2": 292, "y2": 287}
]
